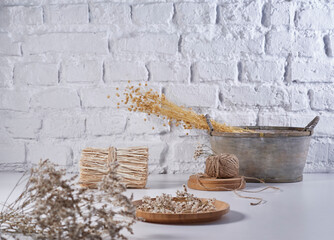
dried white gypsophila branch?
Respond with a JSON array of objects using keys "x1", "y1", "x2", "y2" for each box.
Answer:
[
  {"x1": 193, "y1": 143, "x2": 217, "y2": 160},
  {"x1": 0, "y1": 159, "x2": 135, "y2": 240},
  {"x1": 137, "y1": 184, "x2": 216, "y2": 214}
]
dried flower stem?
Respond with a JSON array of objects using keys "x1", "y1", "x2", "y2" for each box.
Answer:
[
  {"x1": 0, "y1": 160, "x2": 135, "y2": 240},
  {"x1": 193, "y1": 143, "x2": 218, "y2": 160}
]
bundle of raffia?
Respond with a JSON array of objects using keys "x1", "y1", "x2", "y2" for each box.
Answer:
[{"x1": 79, "y1": 146, "x2": 148, "y2": 188}]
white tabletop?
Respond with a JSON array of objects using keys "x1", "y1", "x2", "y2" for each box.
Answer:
[{"x1": 1, "y1": 173, "x2": 334, "y2": 240}]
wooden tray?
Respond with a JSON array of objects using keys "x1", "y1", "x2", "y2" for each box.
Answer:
[
  {"x1": 187, "y1": 174, "x2": 246, "y2": 191},
  {"x1": 133, "y1": 198, "x2": 229, "y2": 224}
]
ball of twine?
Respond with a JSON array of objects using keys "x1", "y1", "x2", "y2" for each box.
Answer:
[{"x1": 205, "y1": 153, "x2": 239, "y2": 178}]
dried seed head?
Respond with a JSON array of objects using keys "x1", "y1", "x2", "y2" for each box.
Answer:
[
  {"x1": 137, "y1": 185, "x2": 216, "y2": 214},
  {"x1": 0, "y1": 160, "x2": 135, "y2": 239},
  {"x1": 119, "y1": 85, "x2": 252, "y2": 134}
]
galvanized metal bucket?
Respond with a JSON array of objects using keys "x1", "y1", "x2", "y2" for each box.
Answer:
[{"x1": 206, "y1": 116, "x2": 319, "y2": 183}]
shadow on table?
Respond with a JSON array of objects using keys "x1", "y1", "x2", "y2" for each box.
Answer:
[
  {"x1": 136, "y1": 210, "x2": 245, "y2": 227},
  {"x1": 211, "y1": 210, "x2": 246, "y2": 225},
  {"x1": 147, "y1": 180, "x2": 187, "y2": 189},
  {"x1": 189, "y1": 210, "x2": 245, "y2": 225},
  {"x1": 130, "y1": 233, "x2": 188, "y2": 240},
  {"x1": 180, "y1": 210, "x2": 246, "y2": 226}
]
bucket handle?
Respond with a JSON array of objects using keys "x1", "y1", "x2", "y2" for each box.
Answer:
[
  {"x1": 205, "y1": 114, "x2": 214, "y2": 136},
  {"x1": 304, "y1": 116, "x2": 320, "y2": 135}
]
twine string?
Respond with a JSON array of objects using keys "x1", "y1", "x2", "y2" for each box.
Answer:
[
  {"x1": 107, "y1": 147, "x2": 117, "y2": 177},
  {"x1": 107, "y1": 147, "x2": 112, "y2": 164},
  {"x1": 107, "y1": 147, "x2": 117, "y2": 164},
  {"x1": 195, "y1": 174, "x2": 280, "y2": 206},
  {"x1": 205, "y1": 154, "x2": 239, "y2": 178}
]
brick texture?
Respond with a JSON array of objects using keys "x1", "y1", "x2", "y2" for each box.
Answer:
[
  {"x1": 193, "y1": 62, "x2": 236, "y2": 82},
  {"x1": 42, "y1": 112, "x2": 85, "y2": 139},
  {"x1": 31, "y1": 88, "x2": 80, "y2": 109},
  {"x1": 0, "y1": 143, "x2": 25, "y2": 163},
  {"x1": 62, "y1": 60, "x2": 101, "y2": 84},
  {"x1": 104, "y1": 61, "x2": 148, "y2": 82},
  {"x1": 165, "y1": 85, "x2": 218, "y2": 108},
  {"x1": 0, "y1": 89, "x2": 30, "y2": 111},
  {"x1": 27, "y1": 143, "x2": 72, "y2": 165},
  {"x1": 15, "y1": 63, "x2": 58, "y2": 86},
  {"x1": 132, "y1": 3, "x2": 173, "y2": 25},
  {"x1": 0, "y1": 33, "x2": 21, "y2": 56},
  {"x1": 23, "y1": 33, "x2": 108, "y2": 55},
  {"x1": 148, "y1": 61, "x2": 189, "y2": 82},
  {"x1": 45, "y1": 4, "x2": 88, "y2": 24},
  {"x1": 86, "y1": 112, "x2": 127, "y2": 136},
  {"x1": 0, "y1": 6, "x2": 42, "y2": 28},
  {"x1": 113, "y1": 33, "x2": 179, "y2": 55},
  {"x1": 3, "y1": 115, "x2": 42, "y2": 139},
  {"x1": 90, "y1": 3, "x2": 130, "y2": 25},
  {"x1": 175, "y1": 3, "x2": 215, "y2": 25},
  {"x1": 0, "y1": 65, "x2": 13, "y2": 87}
]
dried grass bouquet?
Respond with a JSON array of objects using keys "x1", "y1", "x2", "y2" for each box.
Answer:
[
  {"x1": 137, "y1": 185, "x2": 216, "y2": 214},
  {"x1": 0, "y1": 160, "x2": 135, "y2": 240}
]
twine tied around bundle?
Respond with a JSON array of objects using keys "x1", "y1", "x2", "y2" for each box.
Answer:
[
  {"x1": 79, "y1": 146, "x2": 148, "y2": 189},
  {"x1": 107, "y1": 147, "x2": 117, "y2": 165},
  {"x1": 205, "y1": 153, "x2": 239, "y2": 178}
]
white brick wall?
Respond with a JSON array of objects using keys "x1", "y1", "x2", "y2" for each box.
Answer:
[
  {"x1": 0, "y1": 6, "x2": 43, "y2": 27},
  {"x1": 0, "y1": 33, "x2": 21, "y2": 56},
  {"x1": 3, "y1": 114, "x2": 42, "y2": 139},
  {"x1": 165, "y1": 84, "x2": 218, "y2": 108},
  {"x1": 44, "y1": 4, "x2": 88, "y2": 25},
  {"x1": 86, "y1": 111, "x2": 127, "y2": 136},
  {"x1": 193, "y1": 62, "x2": 236, "y2": 82},
  {"x1": 62, "y1": 60, "x2": 102, "y2": 84},
  {"x1": 90, "y1": 3, "x2": 131, "y2": 25},
  {"x1": 23, "y1": 33, "x2": 108, "y2": 55},
  {"x1": 113, "y1": 33, "x2": 179, "y2": 55},
  {"x1": 104, "y1": 61, "x2": 148, "y2": 82},
  {"x1": 148, "y1": 61, "x2": 189, "y2": 82},
  {"x1": 175, "y1": 3, "x2": 215, "y2": 25},
  {"x1": 31, "y1": 88, "x2": 80, "y2": 109},
  {"x1": 0, "y1": 0, "x2": 333, "y2": 174},
  {"x1": 42, "y1": 112, "x2": 85, "y2": 139},
  {"x1": 132, "y1": 3, "x2": 174, "y2": 25},
  {"x1": 27, "y1": 143, "x2": 72, "y2": 166},
  {"x1": 0, "y1": 89, "x2": 30, "y2": 111},
  {"x1": 15, "y1": 63, "x2": 58, "y2": 86},
  {"x1": 0, "y1": 65, "x2": 12, "y2": 87}
]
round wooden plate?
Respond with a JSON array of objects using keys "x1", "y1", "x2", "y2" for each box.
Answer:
[
  {"x1": 187, "y1": 174, "x2": 246, "y2": 191},
  {"x1": 133, "y1": 198, "x2": 229, "y2": 224}
]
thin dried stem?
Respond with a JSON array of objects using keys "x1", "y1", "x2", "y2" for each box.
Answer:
[{"x1": 1, "y1": 171, "x2": 28, "y2": 213}]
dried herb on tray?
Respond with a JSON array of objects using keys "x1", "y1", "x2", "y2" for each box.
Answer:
[
  {"x1": 137, "y1": 185, "x2": 216, "y2": 214},
  {"x1": 0, "y1": 160, "x2": 135, "y2": 240}
]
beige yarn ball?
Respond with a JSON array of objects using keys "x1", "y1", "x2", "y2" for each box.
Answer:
[{"x1": 205, "y1": 153, "x2": 239, "y2": 178}]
